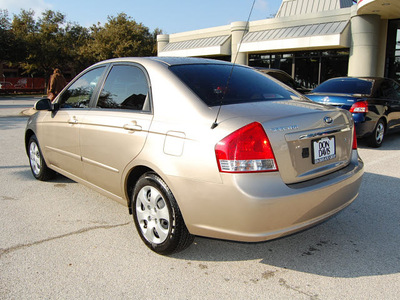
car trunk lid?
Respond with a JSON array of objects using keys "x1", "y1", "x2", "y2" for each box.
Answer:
[
  {"x1": 307, "y1": 94, "x2": 363, "y2": 111},
  {"x1": 217, "y1": 99, "x2": 354, "y2": 184}
]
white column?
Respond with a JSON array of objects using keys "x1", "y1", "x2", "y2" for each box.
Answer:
[
  {"x1": 377, "y1": 19, "x2": 388, "y2": 77},
  {"x1": 348, "y1": 14, "x2": 381, "y2": 77},
  {"x1": 157, "y1": 34, "x2": 170, "y2": 56},
  {"x1": 230, "y1": 21, "x2": 249, "y2": 65}
]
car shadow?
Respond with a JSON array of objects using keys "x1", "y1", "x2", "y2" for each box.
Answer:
[
  {"x1": 173, "y1": 171, "x2": 400, "y2": 278},
  {"x1": 12, "y1": 166, "x2": 76, "y2": 184}
]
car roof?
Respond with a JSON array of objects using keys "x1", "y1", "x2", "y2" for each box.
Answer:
[
  {"x1": 323, "y1": 77, "x2": 383, "y2": 82},
  {"x1": 254, "y1": 67, "x2": 291, "y2": 76},
  {"x1": 97, "y1": 56, "x2": 233, "y2": 67}
]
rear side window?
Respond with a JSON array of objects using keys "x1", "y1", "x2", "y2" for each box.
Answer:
[
  {"x1": 169, "y1": 64, "x2": 296, "y2": 106},
  {"x1": 97, "y1": 65, "x2": 150, "y2": 111},
  {"x1": 312, "y1": 78, "x2": 373, "y2": 95}
]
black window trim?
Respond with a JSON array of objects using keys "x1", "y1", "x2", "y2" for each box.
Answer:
[
  {"x1": 92, "y1": 62, "x2": 153, "y2": 114},
  {"x1": 56, "y1": 64, "x2": 109, "y2": 110}
]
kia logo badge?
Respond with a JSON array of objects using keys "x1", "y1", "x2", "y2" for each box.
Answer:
[{"x1": 324, "y1": 116, "x2": 333, "y2": 124}]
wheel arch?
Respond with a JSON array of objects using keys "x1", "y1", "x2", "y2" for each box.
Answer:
[
  {"x1": 125, "y1": 165, "x2": 154, "y2": 214},
  {"x1": 380, "y1": 116, "x2": 387, "y2": 130},
  {"x1": 25, "y1": 129, "x2": 35, "y2": 155}
]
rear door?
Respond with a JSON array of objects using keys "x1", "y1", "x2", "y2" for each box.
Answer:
[
  {"x1": 79, "y1": 63, "x2": 153, "y2": 197},
  {"x1": 378, "y1": 79, "x2": 400, "y2": 130}
]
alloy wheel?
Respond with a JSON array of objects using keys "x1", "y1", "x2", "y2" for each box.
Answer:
[
  {"x1": 375, "y1": 122, "x2": 384, "y2": 145},
  {"x1": 135, "y1": 185, "x2": 170, "y2": 244},
  {"x1": 29, "y1": 141, "x2": 42, "y2": 176}
]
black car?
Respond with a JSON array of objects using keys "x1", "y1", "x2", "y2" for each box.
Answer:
[
  {"x1": 307, "y1": 77, "x2": 400, "y2": 147},
  {"x1": 255, "y1": 68, "x2": 310, "y2": 94}
]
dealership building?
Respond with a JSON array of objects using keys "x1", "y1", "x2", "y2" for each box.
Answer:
[{"x1": 157, "y1": 0, "x2": 400, "y2": 89}]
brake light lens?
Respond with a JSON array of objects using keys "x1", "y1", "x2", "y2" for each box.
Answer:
[
  {"x1": 352, "y1": 126, "x2": 357, "y2": 150},
  {"x1": 350, "y1": 101, "x2": 368, "y2": 113},
  {"x1": 215, "y1": 122, "x2": 278, "y2": 173}
]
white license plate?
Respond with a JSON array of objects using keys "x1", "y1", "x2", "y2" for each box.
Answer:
[{"x1": 312, "y1": 136, "x2": 336, "y2": 164}]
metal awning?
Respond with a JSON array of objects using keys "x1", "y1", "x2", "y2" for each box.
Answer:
[
  {"x1": 240, "y1": 20, "x2": 350, "y2": 52},
  {"x1": 158, "y1": 35, "x2": 231, "y2": 57}
]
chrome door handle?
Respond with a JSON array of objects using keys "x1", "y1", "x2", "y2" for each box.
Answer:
[
  {"x1": 123, "y1": 122, "x2": 142, "y2": 131},
  {"x1": 68, "y1": 116, "x2": 78, "y2": 124}
]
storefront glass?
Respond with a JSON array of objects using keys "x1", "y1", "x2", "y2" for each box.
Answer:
[
  {"x1": 321, "y1": 50, "x2": 349, "y2": 83},
  {"x1": 386, "y1": 19, "x2": 400, "y2": 82},
  {"x1": 249, "y1": 49, "x2": 349, "y2": 89}
]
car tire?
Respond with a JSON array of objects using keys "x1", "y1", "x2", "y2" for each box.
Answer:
[
  {"x1": 28, "y1": 135, "x2": 56, "y2": 181},
  {"x1": 132, "y1": 172, "x2": 194, "y2": 255},
  {"x1": 367, "y1": 119, "x2": 385, "y2": 148}
]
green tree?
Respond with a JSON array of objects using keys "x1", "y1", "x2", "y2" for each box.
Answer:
[
  {"x1": 0, "y1": 10, "x2": 23, "y2": 65},
  {"x1": 0, "y1": 10, "x2": 13, "y2": 61},
  {"x1": 62, "y1": 23, "x2": 90, "y2": 76},
  {"x1": 5, "y1": 10, "x2": 161, "y2": 80},
  {"x1": 12, "y1": 9, "x2": 67, "y2": 77},
  {"x1": 82, "y1": 13, "x2": 159, "y2": 63}
]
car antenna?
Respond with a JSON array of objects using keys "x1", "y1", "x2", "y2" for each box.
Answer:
[{"x1": 211, "y1": 0, "x2": 255, "y2": 129}]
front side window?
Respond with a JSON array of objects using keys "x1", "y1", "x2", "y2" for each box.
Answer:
[
  {"x1": 380, "y1": 79, "x2": 400, "y2": 100},
  {"x1": 97, "y1": 65, "x2": 150, "y2": 111},
  {"x1": 59, "y1": 67, "x2": 105, "y2": 108},
  {"x1": 170, "y1": 64, "x2": 296, "y2": 106},
  {"x1": 393, "y1": 80, "x2": 400, "y2": 100}
]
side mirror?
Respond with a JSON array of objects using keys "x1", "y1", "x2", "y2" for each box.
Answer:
[{"x1": 34, "y1": 98, "x2": 55, "y2": 111}]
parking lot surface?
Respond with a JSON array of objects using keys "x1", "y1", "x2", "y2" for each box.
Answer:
[{"x1": 1, "y1": 97, "x2": 400, "y2": 299}]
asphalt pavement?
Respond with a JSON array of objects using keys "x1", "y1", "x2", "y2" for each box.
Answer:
[{"x1": 1, "y1": 96, "x2": 400, "y2": 299}]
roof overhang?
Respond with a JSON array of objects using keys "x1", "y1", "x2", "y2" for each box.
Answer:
[
  {"x1": 240, "y1": 21, "x2": 350, "y2": 53},
  {"x1": 158, "y1": 35, "x2": 231, "y2": 57},
  {"x1": 357, "y1": 0, "x2": 400, "y2": 19}
]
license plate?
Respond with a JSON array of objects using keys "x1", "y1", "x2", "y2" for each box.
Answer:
[{"x1": 312, "y1": 136, "x2": 336, "y2": 164}]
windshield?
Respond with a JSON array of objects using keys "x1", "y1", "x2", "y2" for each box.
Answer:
[
  {"x1": 312, "y1": 78, "x2": 373, "y2": 95},
  {"x1": 169, "y1": 64, "x2": 297, "y2": 106}
]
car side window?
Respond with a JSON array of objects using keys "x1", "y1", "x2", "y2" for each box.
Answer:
[
  {"x1": 379, "y1": 79, "x2": 398, "y2": 100},
  {"x1": 97, "y1": 65, "x2": 150, "y2": 111},
  {"x1": 392, "y1": 80, "x2": 400, "y2": 100},
  {"x1": 59, "y1": 67, "x2": 105, "y2": 108}
]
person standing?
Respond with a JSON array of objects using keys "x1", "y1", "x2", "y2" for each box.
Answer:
[{"x1": 47, "y1": 68, "x2": 67, "y2": 101}]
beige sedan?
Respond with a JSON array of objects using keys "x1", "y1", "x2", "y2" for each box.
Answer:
[{"x1": 25, "y1": 57, "x2": 364, "y2": 254}]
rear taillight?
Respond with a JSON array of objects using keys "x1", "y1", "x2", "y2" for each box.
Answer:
[
  {"x1": 215, "y1": 122, "x2": 278, "y2": 173},
  {"x1": 352, "y1": 126, "x2": 358, "y2": 150},
  {"x1": 350, "y1": 101, "x2": 368, "y2": 113}
]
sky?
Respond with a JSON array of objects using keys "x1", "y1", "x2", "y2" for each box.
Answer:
[{"x1": 0, "y1": 0, "x2": 282, "y2": 34}]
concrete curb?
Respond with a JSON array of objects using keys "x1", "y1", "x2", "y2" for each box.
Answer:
[{"x1": 21, "y1": 108, "x2": 36, "y2": 116}]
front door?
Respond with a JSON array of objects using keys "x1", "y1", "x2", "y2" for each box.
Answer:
[{"x1": 40, "y1": 66, "x2": 106, "y2": 179}]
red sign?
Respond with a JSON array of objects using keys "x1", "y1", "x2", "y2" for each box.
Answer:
[{"x1": 0, "y1": 77, "x2": 45, "y2": 92}]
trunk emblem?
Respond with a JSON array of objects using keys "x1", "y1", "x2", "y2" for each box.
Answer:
[
  {"x1": 270, "y1": 125, "x2": 299, "y2": 132},
  {"x1": 324, "y1": 116, "x2": 333, "y2": 124}
]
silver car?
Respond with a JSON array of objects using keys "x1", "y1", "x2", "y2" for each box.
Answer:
[{"x1": 25, "y1": 57, "x2": 364, "y2": 254}]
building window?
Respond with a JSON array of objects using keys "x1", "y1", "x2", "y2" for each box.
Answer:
[
  {"x1": 320, "y1": 50, "x2": 350, "y2": 83},
  {"x1": 249, "y1": 49, "x2": 349, "y2": 89},
  {"x1": 386, "y1": 19, "x2": 400, "y2": 82},
  {"x1": 294, "y1": 52, "x2": 320, "y2": 90}
]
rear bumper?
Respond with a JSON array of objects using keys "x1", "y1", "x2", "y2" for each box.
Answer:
[
  {"x1": 170, "y1": 151, "x2": 364, "y2": 242},
  {"x1": 353, "y1": 113, "x2": 375, "y2": 138}
]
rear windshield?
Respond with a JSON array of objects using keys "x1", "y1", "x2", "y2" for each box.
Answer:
[
  {"x1": 169, "y1": 64, "x2": 296, "y2": 106},
  {"x1": 312, "y1": 78, "x2": 373, "y2": 95}
]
